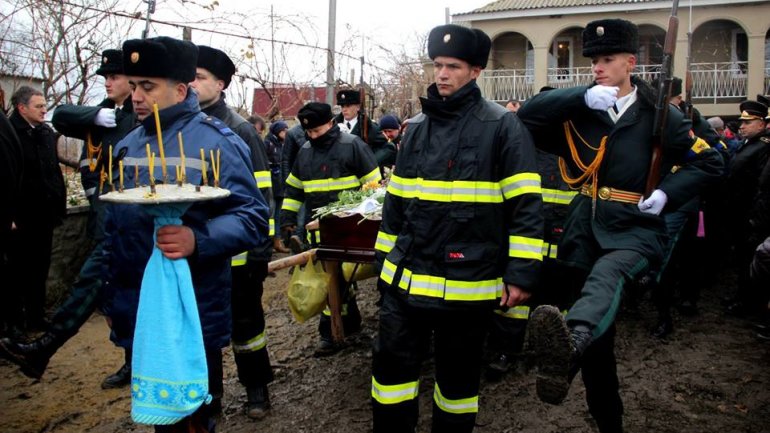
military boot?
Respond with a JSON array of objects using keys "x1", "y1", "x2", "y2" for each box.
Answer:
[
  {"x1": 246, "y1": 385, "x2": 271, "y2": 420},
  {"x1": 0, "y1": 332, "x2": 61, "y2": 379},
  {"x1": 528, "y1": 305, "x2": 592, "y2": 405},
  {"x1": 101, "y1": 349, "x2": 132, "y2": 389}
]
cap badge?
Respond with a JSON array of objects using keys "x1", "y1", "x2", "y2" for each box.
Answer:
[
  {"x1": 303, "y1": 118, "x2": 308, "y2": 125},
  {"x1": 443, "y1": 34, "x2": 451, "y2": 43},
  {"x1": 341, "y1": 94, "x2": 346, "y2": 100},
  {"x1": 103, "y1": 57, "x2": 108, "y2": 64},
  {"x1": 130, "y1": 52, "x2": 140, "y2": 63},
  {"x1": 596, "y1": 26, "x2": 605, "y2": 36},
  {"x1": 741, "y1": 110, "x2": 751, "y2": 118}
]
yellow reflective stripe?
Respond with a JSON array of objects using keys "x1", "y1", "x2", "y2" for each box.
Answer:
[
  {"x1": 380, "y1": 259, "x2": 397, "y2": 284},
  {"x1": 371, "y1": 377, "x2": 419, "y2": 405},
  {"x1": 232, "y1": 330, "x2": 267, "y2": 353},
  {"x1": 541, "y1": 242, "x2": 558, "y2": 259},
  {"x1": 500, "y1": 172, "x2": 541, "y2": 200},
  {"x1": 303, "y1": 176, "x2": 359, "y2": 193},
  {"x1": 399, "y1": 271, "x2": 502, "y2": 301},
  {"x1": 322, "y1": 303, "x2": 349, "y2": 317},
  {"x1": 286, "y1": 173, "x2": 303, "y2": 189},
  {"x1": 542, "y1": 188, "x2": 577, "y2": 205},
  {"x1": 387, "y1": 175, "x2": 504, "y2": 203},
  {"x1": 509, "y1": 235, "x2": 544, "y2": 261},
  {"x1": 374, "y1": 231, "x2": 397, "y2": 253},
  {"x1": 306, "y1": 229, "x2": 320, "y2": 244},
  {"x1": 494, "y1": 305, "x2": 530, "y2": 319},
  {"x1": 360, "y1": 167, "x2": 382, "y2": 185},
  {"x1": 254, "y1": 170, "x2": 272, "y2": 189},
  {"x1": 231, "y1": 251, "x2": 247, "y2": 266},
  {"x1": 282, "y1": 198, "x2": 302, "y2": 212},
  {"x1": 433, "y1": 383, "x2": 478, "y2": 414},
  {"x1": 269, "y1": 218, "x2": 275, "y2": 237}
]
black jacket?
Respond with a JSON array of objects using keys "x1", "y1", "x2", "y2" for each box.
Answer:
[
  {"x1": 375, "y1": 81, "x2": 543, "y2": 309},
  {"x1": 52, "y1": 97, "x2": 136, "y2": 197},
  {"x1": 264, "y1": 131, "x2": 285, "y2": 198},
  {"x1": 0, "y1": 111, "x2": 23, "y2": 243},
  {"x1": 9, "y1": 111, "x2": 66, "y2": 228},
  {"x1": 281, "y1": 125, "x2": 380, "y2": 229},
  {"x1": 203, "y1": 95, "x2": 273, "y2": 261},
  {"x1": 281, "y1": 124, "x2": 306, "y2": 192},
  {"x1": 728, "y1": 131, "x2": 770, "y2": 242},
  {"x1": 518, "y1": 77, "x2": 724, "y2": 269}
]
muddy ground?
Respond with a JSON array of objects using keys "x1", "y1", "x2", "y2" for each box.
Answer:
[{"x1": 1, "y1": 254, "x2": 769, "y2": 433}]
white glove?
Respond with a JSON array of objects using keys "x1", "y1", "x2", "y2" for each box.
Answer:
[
  {"x1": 94, "y1": 108, "x2": 117, "y2": 127},
  {"x1": 638, "y1": 189, "x2": 668, "y2": 215},
  {"x1": 337, "y1": 122, "x2": 351, "y2": 134},
  {"x1": 584, "y1": 85, "x2": 619, "y2": 111}
]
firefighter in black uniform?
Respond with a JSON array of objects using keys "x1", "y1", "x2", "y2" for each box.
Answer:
[
  {"x1": 191, "y1": 45, "x2": 274, "y2": 419},
  {"x1": 371, "y1": 25, "x2": 543, "y2": 433},
  {"x1": 281, "y1": 102, "x2": 381, "y2": 355},
  {"x1": 721, "y1": 100, "x2": 770, "y2": 316},
  {"x1": 518, "y1": 19, "x2": 724, "y2": 433}
]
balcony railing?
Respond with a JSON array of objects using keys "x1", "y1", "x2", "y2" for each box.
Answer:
[
  {"x1": 477, "y1": 69, "x2": 533, "y2": 102},
  {"x1": 478, "y1": 62, "x2": 749, "y2": 103},
  {"x1": 764, "y1": 67, "x2": 770, "y2": 97}
]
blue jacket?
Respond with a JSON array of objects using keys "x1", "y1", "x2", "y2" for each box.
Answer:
[{"x1": 102, "y1": 90, "x2": 269, "y2": 349}]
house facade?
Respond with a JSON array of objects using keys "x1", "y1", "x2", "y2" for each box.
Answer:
[{"x1": 455, "y1": 0, "x2": 770, "y2": 117}]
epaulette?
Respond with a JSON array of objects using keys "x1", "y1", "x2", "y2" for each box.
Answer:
[{"x1": 200, "y1": 116, "x2": 235, "y2": 136}]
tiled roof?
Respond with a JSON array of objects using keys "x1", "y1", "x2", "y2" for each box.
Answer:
[{"x1": 459, "y1": 0, "x2": 666, "y2": 14}]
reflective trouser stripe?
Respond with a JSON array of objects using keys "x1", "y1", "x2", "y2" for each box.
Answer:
[
  {"x1": 371, "y1": 377, "x2": 419, "y2": 405},
  {"x1": 494, "y1": 305, "x2": 530, "y2": 320},
  {"x1": 269, "y1": 218, "x2": 275, "y2": 237},
  {"x1": 322, "y1": 304, "x2": 349, "y2": 317},
  {"x1": 231, "y1": 251, "x2": 247, "y2": 266},
  {"x1": 254, "y1": 170, "x2": 271, "y2": 189},
  {"x1": 232, "y1": 330, "x2": 267, "y2": 353},
  {"x1": 433, "y1": 383, "x2": 478, "y2": 415},
  {"x1": 374, "y1": 231, "x2": 397, "y2": 253},
  {"x1": 306, "y1": 229, "x2": 320, "y2": 244}
]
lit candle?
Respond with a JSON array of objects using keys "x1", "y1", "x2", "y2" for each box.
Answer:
[
  {"x1": 200, "y1": 148, "x2": 208, "y2": 186},
  {"x1": 108, "y1": 145, "x2": 113, "y2": 187},
  {"x1": 178, "y1": 132, "x2": 186, "y2": 182},
  {"x1": 152, "y1": 103, "x2": 167, "y2": 182},
  {"x1": 119, "y1": 160, "x2": 124, "y2": 192}
]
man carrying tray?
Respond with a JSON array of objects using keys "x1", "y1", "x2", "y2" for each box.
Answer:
[{"x1": 102, "y1": 36, "x2": 268, "y2": 432}]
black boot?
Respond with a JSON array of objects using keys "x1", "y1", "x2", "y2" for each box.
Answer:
[
  {"x1": 101, "y1": 350, "x2": 131, "y2": 389},
  {"x1": 529, "y1": 305, "x2": 592, "y2": 405},
  {"x1": 651, "y1": 313, "x2": 673, "y2": 339},
  {"x1": 0, "y1": 332, "x2": 61, "y2": 379},
  {"x1": 246, "y1": 385, "x2": 271, "y2": 420}
]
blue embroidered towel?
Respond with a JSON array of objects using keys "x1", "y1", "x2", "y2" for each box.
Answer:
[{"x1": 131, "y1": 203, "x2": 211, "y2": 425}]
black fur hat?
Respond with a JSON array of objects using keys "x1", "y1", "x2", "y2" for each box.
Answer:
[
  {"x1": 122, "y1": 36, "x2": 198, "y2": 83},
  {"x1": 298, "y1": 102, "x2": 334, "y2": 130},
  {"x1": 95, "y1": 49, "x2": 123, "y2": 76},
  {"x1": 582, "y1": 19, "x2": 638, "y2": 57},
  {"x1": 427, "y1": 24, "x2": 491, "y2": 69},
  {"x1": 197, "y1": 45, "x2": 236, "y2": 89},
  {"x1": 336, "y1": 89, "x2": 361, "y2": 105}
]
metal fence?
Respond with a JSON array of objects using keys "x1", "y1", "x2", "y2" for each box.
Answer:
[{"x1": 479, "y1": 62, "x2": 751, "y2": 103}]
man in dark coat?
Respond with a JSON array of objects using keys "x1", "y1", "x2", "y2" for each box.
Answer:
[
  {"x1": 5, "y1": 86, "x2": 65, "y2": 335},
  {"x1": 191, "y1": 44, "x2": 275, "y2": 420},
  {"x1": 0, "y1": 49, "x2": 139, "y2": 385},
  {"x1": 517, "y1": 19, "x2": 724, "y2": 432},
  {"x1": 265, "y1": 120, "x2": 290, "y2": 253},
  {"x1": 0, "y1": 110, "x2": 24, "y2": 336},
  {"x1": 722, "y1": 100, "x2": 770, "y2": 316},
  {"x1": 335, "y1": 89, "x2": 392, "y2": 166},
  {"x1": 280, "y1": 123, "x2": 310, "y2": 252}
]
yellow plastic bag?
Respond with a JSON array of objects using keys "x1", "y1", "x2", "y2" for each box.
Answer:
[
  {"x1": 287, "y1": 259, "x2": 330, "y2": 323},
  {"x1": 341, "y1": 262, "x2": 378, "y2": 283}
]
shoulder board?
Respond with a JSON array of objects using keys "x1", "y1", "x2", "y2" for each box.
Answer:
[
  {"x1": 760, "y1": 136, "x2": 770, "y2": 144},
  {"x1": 200, "y1": 116, "x2": 235, "y2": 136},
  {"x1": 405, "y1": 113, "x2": 426, "y2": 124}
]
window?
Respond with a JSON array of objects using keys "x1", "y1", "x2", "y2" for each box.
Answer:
[
  {"x1": 552, "y1": 37, "x2": 573, "y2": 80},
  {"x1": 731, "y1": 29, "x2": 748, "y2": 75}
]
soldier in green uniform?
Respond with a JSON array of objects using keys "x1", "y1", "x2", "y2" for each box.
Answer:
[{"x1": 517, "y1": 19, "x2": 724, "y2": 433}]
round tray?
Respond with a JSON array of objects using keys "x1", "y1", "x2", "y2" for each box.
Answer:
[{"x1": 99, "y1": 184, "x2": 230, "y2": 204}]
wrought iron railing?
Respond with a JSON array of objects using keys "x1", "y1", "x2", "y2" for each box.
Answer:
[
  {"x1": 478, "y1": 62, "x2": 749, "y2": 103},
  {"x1": 764, "y1": 67, "x2": 770, "y2": 97}
]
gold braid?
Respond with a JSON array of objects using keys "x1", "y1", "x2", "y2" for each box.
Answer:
[
  {"x1": 86, "y1": 132, "x2": 103, "y2": 172},
  {"x1": 558, "y1": 120, "x2": 607, "y2": 202}
]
